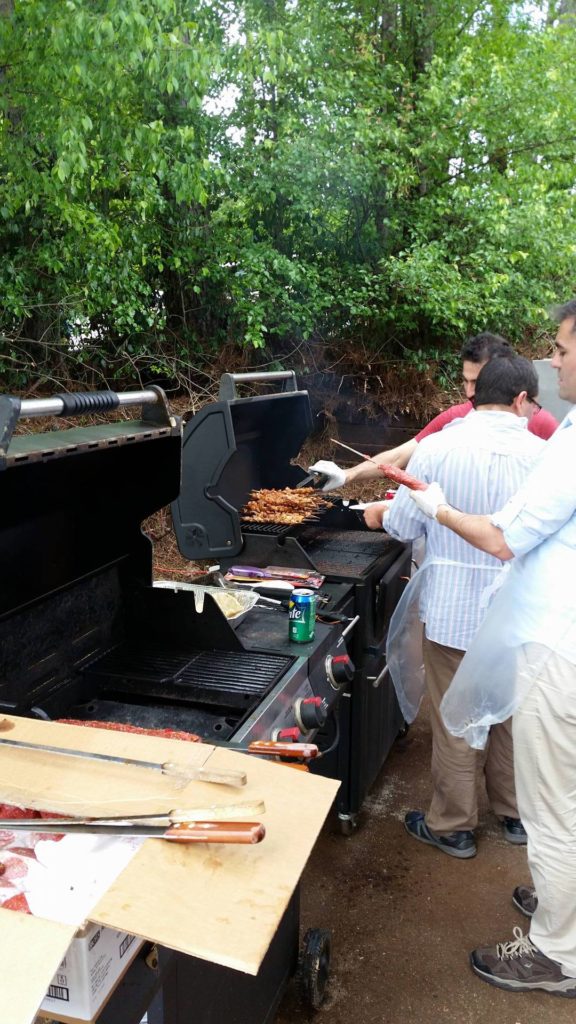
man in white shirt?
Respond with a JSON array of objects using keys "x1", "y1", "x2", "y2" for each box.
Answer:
[
  {"x1": 409, "y1": 300, "x2": 576, "y2": 997},
  {"x1": 365, "y1": 355, "x2": 544, "y2": 859}
]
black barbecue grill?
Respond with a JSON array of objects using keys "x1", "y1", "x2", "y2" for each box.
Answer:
[
  {"x1": 172, "y1": 370, "x2": 412, "y2": 834},
  {"x1": 0, "y1": 386, "x2": 352, "y2": 1022}
]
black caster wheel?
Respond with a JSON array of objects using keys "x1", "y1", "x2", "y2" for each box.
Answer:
[
  {"x1": 297, "y1": 927, "x2": 332, "y2": 1011},
  {"x1": 397, "y1": 721, "x2": 410, "y2": 740},
  {"x1": 338, "y1": 813, "x2": 358, "y2": 837}
]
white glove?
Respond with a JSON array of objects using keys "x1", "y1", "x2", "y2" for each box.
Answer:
[
  {"x1": 409, "y1": 482, "x2": 448, "y2": 519},
  {"x1": 308, "y1": 460, "x2": 347, "y2": 492}
]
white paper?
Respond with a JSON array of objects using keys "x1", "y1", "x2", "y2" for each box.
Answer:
[{"x1": 3, "y1": 833, "x2": 143, "y2": 924}]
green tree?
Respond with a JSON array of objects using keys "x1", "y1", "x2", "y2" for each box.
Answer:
[{"x1": 1, "y1": 1, "x2": 576, "y2": 394}]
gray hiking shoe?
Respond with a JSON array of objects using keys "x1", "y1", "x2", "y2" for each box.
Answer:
[
  {"x1": 471, "y1": 927, "x2": 576, "y2": 997},
  {"x1": 512, "y1": 885, "x2": 538, "y2": 918},
  {"x1": 404, "y1": 810, "x2": 476, "y2": 859},
  {"x1": 502, "y1": 817, "x2": 527, "y2": 845}
]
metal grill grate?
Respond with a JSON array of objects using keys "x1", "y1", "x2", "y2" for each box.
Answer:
[
  {"x1": 299, "y1": 529, "x2": 399, "y2": 579},
  {"x1": 83, "y1": 643, "x2": 292, "y2": 700}
]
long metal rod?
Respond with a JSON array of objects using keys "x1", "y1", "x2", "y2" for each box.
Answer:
[
  {"x1": 330, "y1": 437, "x2": 380, "y2": 467},
  {"x1": 0, "y1": 736, "x2": 246, "y2": 787}
]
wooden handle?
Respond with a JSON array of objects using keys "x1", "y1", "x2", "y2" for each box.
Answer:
[
  {"x1": 161, "y1": 763, "x2": 247, "y2": 787},
  {"x1": 246, "y1": 742, "x2": 319, "y2": 760},
  {"x1": 168, "y1": 800, "x2": 265, "y2": 822},
  {"x1": 164, "y1": 821, "x2": 266, "y2": 844}
]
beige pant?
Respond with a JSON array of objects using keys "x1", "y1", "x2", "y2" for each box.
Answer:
[
  {"x1": 423, "y1": 634, "x2": 518, "y2": 834},
  {"x1": 513, "y1": 647, "x2": 576, "y2": 976}
]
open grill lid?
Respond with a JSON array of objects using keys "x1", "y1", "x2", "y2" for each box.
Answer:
[
  {"x1": 172, "y1": 371, "x2": 314, "y2": 561},
  {"x1": 0, "y1": 388, "x2": 182, "y2": 619}
]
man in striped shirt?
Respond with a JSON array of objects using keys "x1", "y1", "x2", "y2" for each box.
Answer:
[{"x1": 364, "y1": 355, "x2": 544, "y2": 859}]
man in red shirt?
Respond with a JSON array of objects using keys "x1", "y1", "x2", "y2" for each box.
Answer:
[{"x1": 309, "y1": 334, "x2": 558, "y2": 490}]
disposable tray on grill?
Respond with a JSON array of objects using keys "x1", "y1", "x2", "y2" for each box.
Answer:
[{"x1": 153, "y1": 581, "x2": 259, "y2": 622}]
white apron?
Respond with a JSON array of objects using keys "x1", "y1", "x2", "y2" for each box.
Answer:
[
  {"x1": 386, "y1": 556, "x2": 506, "y2": 726},
  {"x1": 439, "y1": 556, "x2": 574, "y2": 748}
]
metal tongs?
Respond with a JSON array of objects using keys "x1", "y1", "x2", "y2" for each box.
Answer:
[{"x1": 0, "y1": 800, "x2": 267, "y2": 844}]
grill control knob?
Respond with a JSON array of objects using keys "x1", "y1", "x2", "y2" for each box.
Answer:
[
  {"x1": 275, "y1": 727, "x2": 301, "y2": 742},
  {"x1": 294, "y1": 697, "x2": 327, "y2": 733},
  {"x1": 325, "y1": 654, "x2": 354, "y2": 690}
]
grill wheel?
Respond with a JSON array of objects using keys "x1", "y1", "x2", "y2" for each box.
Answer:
[{"x1": 297, "y1": 927, "x2": 332, "y2": 1010}]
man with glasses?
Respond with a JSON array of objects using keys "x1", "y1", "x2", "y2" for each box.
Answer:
[
  {"x1": 309, "y1": 333, "x2": 557, "y2": 490},
  {"x1": 362, "y1": 355, "x2": 545, "y2": 857}
]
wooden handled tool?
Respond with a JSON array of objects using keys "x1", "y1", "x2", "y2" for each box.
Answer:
[
  {"x1": 0, "y1": 734, "x2": 247, "y2": 787},
  {"x1": 21, "y1": 800, "x2": 266, "y2": 826},
  {"x1": 0, "y1": 817, "x2": 265, "y2": 843},
  {"x1": 242, "y1": 741, "x2": 318, "y2": 760}
]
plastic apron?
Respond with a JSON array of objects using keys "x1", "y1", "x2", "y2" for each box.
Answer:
[
  {"x1": 440, "y1": 555, "x2": 575, "y2": 749},
  {"x1": 386, "y1": 555, "x2": 506, "y2": 726}
]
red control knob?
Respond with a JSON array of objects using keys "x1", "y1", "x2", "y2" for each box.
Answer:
[
  {"x1": 277, "y1": 727, "x2": 301, "y2": 742},
  {"x1": 326, "y1": 653, "x2": 355, "y2": 688},
  {"x1": 294, "y1": 697, "x2": 327, "y2": 732}
]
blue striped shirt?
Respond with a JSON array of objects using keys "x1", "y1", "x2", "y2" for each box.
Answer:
[{"x1": 383, "y1": 411, "x2": 544, "y2": 649}]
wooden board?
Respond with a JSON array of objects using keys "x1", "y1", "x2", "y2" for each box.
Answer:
[
  {"x1": 0, "y1": 717, "x2": 339, "y2": 1022},
  {"x1": 91, "y1": 745, "x2": 338, "y2": 973},
  {"x1": 0, "y1": 715, "x2": 215, "y2": 817}
]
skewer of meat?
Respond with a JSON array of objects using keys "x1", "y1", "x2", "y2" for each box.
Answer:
[{"x1": 329, "y1": 438, "x2": 427, "y2": 491}]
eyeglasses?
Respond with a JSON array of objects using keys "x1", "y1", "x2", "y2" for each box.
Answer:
[{"x1": 528, "y1": 398, "x2": 542, "y2": 413}]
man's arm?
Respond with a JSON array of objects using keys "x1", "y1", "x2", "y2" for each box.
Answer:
[
  {"x1": 435, "y1": 505, "x2": 514, "y2": 560},
  {"x1": 344, "y1": 437, "x2": 418, "y2": 483}
]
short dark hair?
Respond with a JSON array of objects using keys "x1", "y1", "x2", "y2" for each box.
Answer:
[
  {"x1": 474, "y1": 355, "x2": 539, "y2": 408},
  {"x1": 460, "y1": 332, "x2": 512, "y2": 363},
  {"x1": 552, "y1": 300, "x2": 576, "y2": 331}
]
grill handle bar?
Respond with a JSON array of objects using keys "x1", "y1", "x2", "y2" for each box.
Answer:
[
  {"x1": 0, "y1": 387, "x2": 177, "y2": 461},
  {"x1": 340, "y1": 614, "x2": 360, "y2": 640},
  {"x1": 18, "y1": 389, "x2": 161, "y2": 419},
  {"x1": 219, "y1": 370, "x2": 298, "y2": 400}
]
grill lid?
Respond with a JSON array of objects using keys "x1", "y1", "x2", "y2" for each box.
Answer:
[{"x1": 172, "y1": 371, "x2": 314, "y2": 560}]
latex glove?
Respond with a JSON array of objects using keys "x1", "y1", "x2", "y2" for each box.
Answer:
[
  {"x1": 308, "y1": 460, "x2": 347, "y2": 492},
  {"x1": 409, "y1": 482, "x2": 448, "y2": 520}
]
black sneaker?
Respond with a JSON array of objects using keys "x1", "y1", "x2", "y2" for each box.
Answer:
[
  {"x1": 471, "y1": 927, "x2": 576, "y2": 996},
  {"x1": 502, "y1": 817, "x2": 527, "y2": 845},
  {"x1": 404, "y1": 810, "x2": 477, "y2": 859},
  {"x1": 512, "y1": 885, "x2": 538, "y2": 918}
]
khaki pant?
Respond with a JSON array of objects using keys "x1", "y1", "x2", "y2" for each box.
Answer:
[
  {"x1": 423, "y1": 634, "x2": 518, "y2": 834},
  {"x1": 513, "y1": 647, "x2": 576, "y2": 976}
]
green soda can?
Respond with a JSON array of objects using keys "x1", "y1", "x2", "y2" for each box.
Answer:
[{"x1": 288, "y1": 588, "x2": 317, "y2": 643}]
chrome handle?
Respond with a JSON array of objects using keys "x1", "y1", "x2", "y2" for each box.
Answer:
[
  {"x1": 367, "y1": 663, "x2": 390, "y2": 689},
  {"x1": 219, "y1": 370, "x2": 297, "y2": 399},
  {"x1": 340, "y1": 614, "x2": 360, "y2": 640}
]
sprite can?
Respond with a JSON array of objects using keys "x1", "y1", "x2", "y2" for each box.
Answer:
[{"x1": 288, "y1": 589, "x2": 317, "y2": 643}]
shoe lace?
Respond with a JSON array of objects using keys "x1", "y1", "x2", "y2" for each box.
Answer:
[{"x1": 496, "y1": 927, "x2": 538, "y2": 961}]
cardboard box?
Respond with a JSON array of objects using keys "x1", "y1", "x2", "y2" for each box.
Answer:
[
  {"x1": 38, "y1": 923, "x2": 144, "y2": 1023},
  {"x1": 0, "y1": 716, "x2": 339, "y2": 1024}
]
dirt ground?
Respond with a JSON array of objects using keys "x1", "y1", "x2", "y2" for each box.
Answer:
[{"x1": 275, "y1": 704, "x2": 574, "y2": 1024}]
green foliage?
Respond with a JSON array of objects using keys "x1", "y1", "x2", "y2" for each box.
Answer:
[{"x1": 1, "y1": 0, "x2": 576, "y2": 392}]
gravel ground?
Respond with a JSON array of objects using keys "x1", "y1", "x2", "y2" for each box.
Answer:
[{"x1": 275, "y1": 703, "x2": 575, "y2": 1024}]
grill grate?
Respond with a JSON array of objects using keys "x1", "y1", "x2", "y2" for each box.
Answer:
[
  {"x1": 242, "y1": 521, "x2": 292, "y2": 536},
  {"x1": 82, "y1": 642, "x2": 292, "y2": 703},
  {"x1": 299, "y1": 529, "x2": 400, "y2": 579}
]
